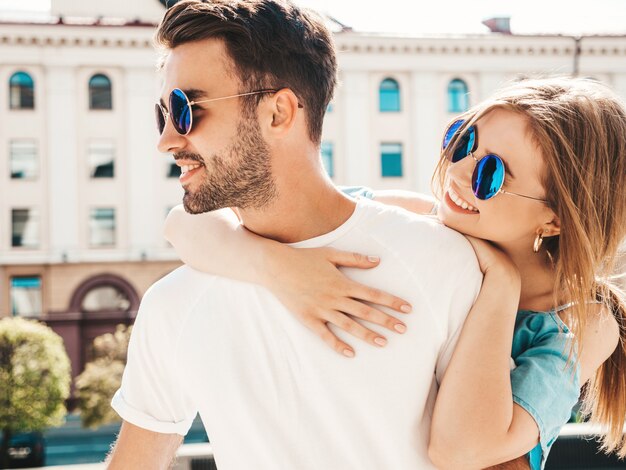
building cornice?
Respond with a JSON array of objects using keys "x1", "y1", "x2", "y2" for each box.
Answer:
[
  {"x1": 334, "y1": 33, "x2": 626, "y2": 57},
  {"x1": 0, "y1": 21, "x2": 625, "y2": 56}
]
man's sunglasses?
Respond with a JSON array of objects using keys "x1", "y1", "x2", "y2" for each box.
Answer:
[
  {"x1": 442, "y1": 119, "x2": 548, "y2": 202},
  {"x1": 155, "y1": 88, "x2": 283, "y2": 136}
]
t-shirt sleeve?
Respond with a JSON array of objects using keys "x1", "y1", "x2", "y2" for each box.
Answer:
[
  {"x1": 511, "y1": 317, "x2": 580, "y2": 470},
  {"x1": 339, "y1": 185, "x2": 375, "y2": 200},
  {"x1": 111, "y1": 282, "x2": 198, "y2": 435}
]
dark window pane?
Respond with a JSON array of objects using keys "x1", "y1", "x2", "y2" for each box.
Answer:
[
  {"x1": 12, "y1": 208, "x2": 40, "y2": 248},
  {"x1": 89, "y1": 74, "x2": 112, "y2": 110},
  {"x1": 88, "y1": 141, "x2": 115, "y2": 178},
  {"x1": 448, "y1": 79, "x2": 469, "y2": 113},
  {"x1": 379, "y1": 78, "x2": 400, "y2": 112},
  {"x1": 381, "y1": 143, "x2": 403, "y2": 177},
  {"x1": 9, "y1": 71, "x2": 35, "y2": 109}
]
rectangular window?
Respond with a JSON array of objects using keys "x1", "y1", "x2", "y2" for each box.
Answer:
[
  {"x1": 381, "y1": 143, "x2": 403, "y2": 177},
  {"x1": 88, "y1": 141, "x2": 115, "y2": 178},
  {"x1": 10, "y1": 140, "x2": 38, "y2": 179},
  {"x1": 321, "y1": 141, "x2": 334, "y2": 178},
  {"x1": 12, "y1": 208, "x2": 40, "y2": 248},
  {"x1": 10, "y1": 276, "x2": 42, "y2": 317},
  {"x1": 89, "y1": 208, "x2": 116, "y2": 247}
]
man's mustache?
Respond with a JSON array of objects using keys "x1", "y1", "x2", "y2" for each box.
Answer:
[{"x1": 174, "y1": 151, "x2": 204, "y2": 163}]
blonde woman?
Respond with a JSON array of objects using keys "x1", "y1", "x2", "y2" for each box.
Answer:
[{"x1": 165, "y1": 77, "x2": 626, "y2": 469}]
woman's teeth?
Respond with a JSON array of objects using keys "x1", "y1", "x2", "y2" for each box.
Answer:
[
  {"x1": 180, "y1": 164, "x2": 202, "y2": 176},
  {"x1": 448, "y1": 187, "x2": 479, "y2": 212}
]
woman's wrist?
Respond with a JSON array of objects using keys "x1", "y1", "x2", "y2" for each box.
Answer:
[
  {"x1": 481, "y1": 269, "x2": 522, "y2": 306},
  {"x1": 253, "y1": 235, "x2": 290, "y2": 289}
]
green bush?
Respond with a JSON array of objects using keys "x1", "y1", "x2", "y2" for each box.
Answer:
[
  {"x1": 0, "y1": 317, "x2": 71, "y2": 468},
  {"x1": 75, "y1": 324, "x2": 131, "y2": 429}
]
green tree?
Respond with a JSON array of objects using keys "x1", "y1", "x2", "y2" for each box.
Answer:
[
  {"x1": 0, "y1": 317, "x2": 71, "y2": 469},
  {"x1": 75, "y1": 324, "x2": 131, "y2": 429}
]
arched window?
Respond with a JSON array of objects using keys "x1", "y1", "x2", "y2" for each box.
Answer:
[
  {"x1": 379, "y1": 78, "x2": 400, "y2": 112},
  {"x1": 81, "y1": 285, "x2": 131, "y2": 312},
  {"x1": 9, "y1": 71, "x2": 35, "y2": 109},
  {"x1": 448, "y1": 78, "x2": 469, "y2": 113},
  {"x1": 89, "y1": 74, "x2": 112, "y2": 110},
  {"x1": 69, "y1": 274, "x2": 139, "y2": 315}
]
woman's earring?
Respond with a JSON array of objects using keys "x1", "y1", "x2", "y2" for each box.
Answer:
[{"x1": 533, "y1": 232, "x2": 544, "y2": 253}]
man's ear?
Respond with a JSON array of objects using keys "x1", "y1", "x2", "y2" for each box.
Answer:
[{"x1": 264, "y1": 88, "x2": 300, "y2": 137}]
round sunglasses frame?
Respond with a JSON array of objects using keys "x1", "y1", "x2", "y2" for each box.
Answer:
[
  {"x1": 155, "y1": 87, "x2": 281, "y2": 136},
  {"x1": 442, "y1": 119, "x2": 548, "y2": 203}
]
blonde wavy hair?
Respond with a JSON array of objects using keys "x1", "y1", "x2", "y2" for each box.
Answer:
[{"x1": 434, "y1": 77, "x2": 626, "y2": 457}]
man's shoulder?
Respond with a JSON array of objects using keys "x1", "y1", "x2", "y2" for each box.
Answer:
[
  {"x1": 358, "y1": 200, "x2": 476, "y2": 263},
  {"x1": 139, "y1": 265, "x2": 218, "y2": 318}
]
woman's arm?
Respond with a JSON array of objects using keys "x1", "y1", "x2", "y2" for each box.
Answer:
[
  {"x1": 428, "y1": 237, "x2": 620, "y2": 469},
  {"x1": 428, "y1": 236, "x2": 539, "y2": 468},
  {"x1": 164, "y1": 205, "x2": 412, "y2": 357},
  {"x1": 372, "y1": 190, "x2": 437, "y2": 215}
]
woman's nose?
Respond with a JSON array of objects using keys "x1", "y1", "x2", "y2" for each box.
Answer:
[{"x1": 447, "y1": 154, "x2": 475, "y2": 189}]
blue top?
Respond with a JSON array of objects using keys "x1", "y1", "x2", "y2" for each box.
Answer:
[
  {"x1": 512, "y1": 308, "x2": 579, "y2": 470},
  {"x1": 341, "y1": 186, "x2": 580, "y2": 469}
]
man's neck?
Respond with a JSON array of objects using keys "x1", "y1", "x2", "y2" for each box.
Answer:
[{"x1": 237, "y1": 170, "x2": 356, "y2": 244}]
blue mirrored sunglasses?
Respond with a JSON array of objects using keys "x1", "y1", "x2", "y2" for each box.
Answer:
[
  {"x1": 442, "y1": 119, "x2": 548, "y2": 202},
  {"x1": 155, "y1": 87, "x2": 282, "y2": 136}
]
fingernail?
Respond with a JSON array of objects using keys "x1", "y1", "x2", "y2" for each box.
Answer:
[
  {"x1": 394, "y1": 324, "x2": 407, "y2": 333},
  {"x1": 343, "y1": 349, "x2": 355, "y2": 358},
  {"x1": 400, "y1": 304, "x2": 412, "y2": 313},
  {"x1": 367, "y1": 255, "x2": 380, "y2": 263},
  {"x1": 374, "y1": 337, "x2": 387, "y2": 347}
]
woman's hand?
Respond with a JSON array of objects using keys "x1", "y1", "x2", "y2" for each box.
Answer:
[
  {"x1": 464, "y1": 235, "x2": 520, "y2": 281},
  {"x1": 261, "y1": 245, "x2": 412, "y2": 358}
]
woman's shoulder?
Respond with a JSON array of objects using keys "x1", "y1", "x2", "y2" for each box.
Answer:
[{"x1": 568, "y1": 302, "x2": 620, "y2": 383}]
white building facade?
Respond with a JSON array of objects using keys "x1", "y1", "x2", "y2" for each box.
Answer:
[{"x1": 1, "y1": 0, "x2": 625, "y2": 382}]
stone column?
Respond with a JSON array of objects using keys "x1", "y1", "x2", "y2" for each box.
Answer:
[
  {"x1": 46, "y1": 65, "x2": 80, "y2": 262},
  {"x1": 342, "y1": 71, "x2": 371, "y2": 186},
  {"x1": 411, "y1": 72, "x2": 440, "y2": 194},
  {"x1": 124, "y1": 67, "x2": 160, "y2": 259}
]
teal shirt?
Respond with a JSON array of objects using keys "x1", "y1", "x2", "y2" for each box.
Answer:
[
  {"x1": 341, "y1": 186, "x2": 580, "y2": 470},
  {"x1": 512, "y1": 307, "x2": 579, "y2": 470}
]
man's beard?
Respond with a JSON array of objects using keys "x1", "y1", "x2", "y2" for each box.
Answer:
[{"x1": 180, "y1": 114, "x2": 277, "y2": 214}]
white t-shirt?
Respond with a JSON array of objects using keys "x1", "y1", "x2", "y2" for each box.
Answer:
[{"x1": 112, "y1": 197, "x2": 482, "y2": 470}]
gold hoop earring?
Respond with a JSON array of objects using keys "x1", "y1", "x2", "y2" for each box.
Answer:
[{"x1": 533, "y1": 233, "x2": 544, "y2": 253}]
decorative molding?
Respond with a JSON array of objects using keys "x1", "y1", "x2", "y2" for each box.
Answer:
[
  {"x1": 1, "y1": 24, "x2": 625, "y2": 56},
  {"x1": 0, "y1": 32, "x2": 154, "y2": 49}
]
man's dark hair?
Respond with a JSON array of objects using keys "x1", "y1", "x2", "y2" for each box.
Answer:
[{"x1": 155, "y1": 0, "x2": 337, "y2": 144}]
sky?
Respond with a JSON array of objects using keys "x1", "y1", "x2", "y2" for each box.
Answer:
[{"x1": 1, "y1": 0, "x2": 625, "y2": 35}]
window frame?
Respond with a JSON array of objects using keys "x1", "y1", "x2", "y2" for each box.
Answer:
[
  {"x1": 10, "y1": 276, "x2": 43, "y2": 317},
  {"x1": 380, "y1": 142, "x2": 404, "y2": 178},
  {"x1": 11, "y1": 208, "x2": 41, "y2": 249},
  {"x1": 87, "y1": 140, "x2": 116, "y2": 179},
  {"x1": 89, "y1": 207, "x2": 117, "y2": 247},
  {"x1": 9, "y1": 71, "x2": 35, "y2": 110},
  {"x1": 379, "y1": 77, "x2": 401, "y2": 113},
  {"x1": 88, "y1": 73, "x2": 113, "y2": 110},
  {"x1": 447, "y1": 78, "x2": 470, "y2": 113},
  {"x1": 9, "y1": 139, "x2": 39, "y2": 180}
]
